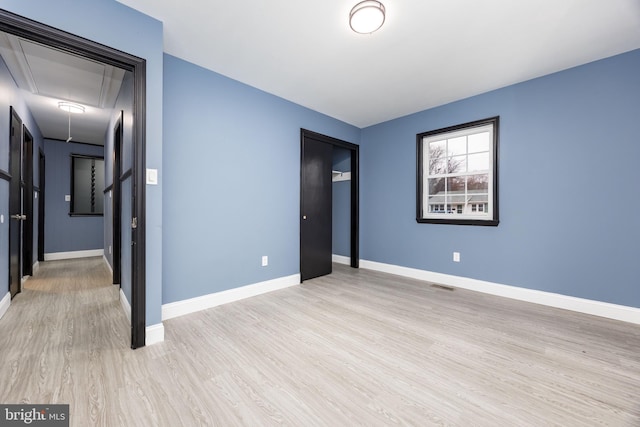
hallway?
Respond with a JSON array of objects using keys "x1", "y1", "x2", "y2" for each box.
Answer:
[{"x1": 0, "y1": 258, "x2": 129, "y2": 423}]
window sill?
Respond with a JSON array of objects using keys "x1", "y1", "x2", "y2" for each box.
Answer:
[{"x1": 416, "y1": 218, "x2": 499, "y2": 226}]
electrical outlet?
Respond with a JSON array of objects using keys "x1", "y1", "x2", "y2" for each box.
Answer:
[
  {"x1": 109, "y1": 245, "x2": 112, "y2": 254},
  {"x1": 453, "y1": 252, "x2": 460, "y2": 262},
  {"x1": 262, "y1": 256, "x2": 268, "y2": 267}
]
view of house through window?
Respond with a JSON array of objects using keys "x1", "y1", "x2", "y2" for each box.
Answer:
[{"x1": 417, "y1": 117, "x2": 499, "y2": 226}]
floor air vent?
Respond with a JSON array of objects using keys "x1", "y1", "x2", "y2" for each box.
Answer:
[{"x1": 431, "y1": 284, "x2": 455, "y2": 291}]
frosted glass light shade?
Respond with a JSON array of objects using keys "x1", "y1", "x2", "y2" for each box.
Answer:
[
  {"x1": 349, "y1": 1, "x2": 386, "y2": 34},
  {"x1": 58, "y1": 102, "x2": 85, "y2": 114}
]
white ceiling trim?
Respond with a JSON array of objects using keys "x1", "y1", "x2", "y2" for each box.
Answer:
[
  {"x1": 0, "y1": 33, "x2": 124, "y2": 109},
  {"x1": 0, "y1": 32, "x2": 38, "y2": 92}
]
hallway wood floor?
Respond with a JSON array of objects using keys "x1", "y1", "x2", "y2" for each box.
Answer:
[{"x1": 0, "y1": 258, "x2": 639, "y2": 426}]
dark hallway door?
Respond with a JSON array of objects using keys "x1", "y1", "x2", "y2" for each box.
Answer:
[
  {"x1": 300, "y1": 136, "x2": 333, "y2": 281},
  {"x1": 112, "y1": 113, "x2": 123, "y2": 286},
  {"x1": 22, "y1": 127, "x2": 33, "y2": 277},
  {"x1": 38, "y1": 149, "x2": 45, "y2": 262},
  {"x1": 9, "y1": 107, "x2": 22, "y2": 298}
]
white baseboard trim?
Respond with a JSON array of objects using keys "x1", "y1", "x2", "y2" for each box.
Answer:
[
  {"x1": 103, "y1": 255, "x2": 113, "y2": 275},
  {"x1": 0, "y1": 292, "x2": 10, "y2": 320},
  {"x1": 162, "y1": 274, "x2": 301, "y2": 321},
  {"x1": 360, "y1": 259, "x2": 640, "y2": 325},
  {"x1": 332, "y1": 254, "x2": 351, "y2": 265},
  {"x1": 33, "y1": 261, "x2": 40, "y2": 274},
  {"x1": 119, "y1": 288, "x2": 131, "y2": 324},
  {"x1": 44, "y1": 249, "x2": 104, "y2": 261},
  {"x1": 146, "y1": 323, "x2": 165, "y2": 346}
]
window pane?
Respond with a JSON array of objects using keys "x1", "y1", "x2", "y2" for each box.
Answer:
[
  {"x1": 467, "y1": 152, "x2": 489, "y2": 172},
  {"x1": 427, "y1": 140, "x2": 447, "y2": 174},
  {"x1": 429, "y1": 156, "x2": 447, "y2": 175},
  {"x1": 429, "y1": 202, "x2": 448, "y2": 214},
  {"x1": 468, "y1": 131, "x2": 490, "y2": 153},
  {"x1": 71, "y1": 156, "x2": 104, "y2": 215},
  {"x1": 467, "y1": 174, "x2": 489, "y2": 191},
  {"x1": 466, "y1": 201, "x2": 488, "y2": 215},
  {"x1": 429, "y1": 139, "x2": 446, "y2": 154},
  {"x1": 447, "y1": 136, "x2": 466, "y2": 157},
  {"x1": 430, "y1": 203, "x2": 447, "y2": 214},
  {"x1": 448, "y1": 155, "x2": 466, "y2": 173},
  {"x1": 94, "y1": 159, "x2": 105, "y2": 213},
  {"x1": 428, "y1": 177, "x2": 445, "y2": 196},
  {"x1": 73, "y1": 158, "x2": 92, "y2": 213},
  {"x1": 446, "y1": 176, "x2": 465, "y2": 192}
]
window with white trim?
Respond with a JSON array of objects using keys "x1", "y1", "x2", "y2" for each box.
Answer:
[{"x1": 416, "y1": 117, "x2": 499, "y2": 226}]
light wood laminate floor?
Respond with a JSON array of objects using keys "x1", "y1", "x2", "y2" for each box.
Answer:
[{"x1": 0, "y1": 258, "x2": 639, "y2": 426}]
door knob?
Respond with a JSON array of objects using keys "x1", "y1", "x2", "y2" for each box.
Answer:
[
  {"x1": 11, "y1": 214, "x2": 26, "y2": 220},
  {"x1": 303, "y1": 215, "x2": 307, "y2": 220}
]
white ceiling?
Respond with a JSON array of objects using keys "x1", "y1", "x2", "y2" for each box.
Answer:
[
  {"x1": 117, "y1": 0, "x2": 640, "y2": 128},
  {"x1": 0, "y1": 33, "x2": 125, "y2": 145},
  {"x1": 1, "y1": 1, "x2": 639, "y2": 142}
]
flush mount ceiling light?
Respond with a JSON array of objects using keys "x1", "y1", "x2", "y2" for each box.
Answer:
[
  {"x1": 349, "y1": 0, "x2": 386, "y2": 34},
  {"x1": 58, "y1": 101, "x2": 85, "y2": 114},
  {"x1": 58, "y1": 102, "x2": 85, "y2": 142}
]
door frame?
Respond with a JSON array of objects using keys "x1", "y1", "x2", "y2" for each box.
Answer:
[
  {"x1": 112, "y1": 112, "x2": 123, "y2": 286},
  {"x1": 8, "y1": 106, "x2": 22, "y2": 298},
  {"x1": 0, "y1": 10, "x2": 148, "y2": 348},
  {"x1": 37, "y1": 148, "x2": 45, "y2": 262},
  {"x1": 300, "y1": 129, "x2": 359, "y2": 272},
  {"x1": 22, "y1": 125, "x2": 33, "y2": 277}
]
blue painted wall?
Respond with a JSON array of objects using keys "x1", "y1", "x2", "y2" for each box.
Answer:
[
  {"x1": 332, "y1": 148, "x2": 351, "y2": 257},
  {"x1": 1, "y1": 0, "x2": 164, "y2": 325},
  {"x1": 0, "y1": 53, "x2": 44, "y2": 291},
  {"x1": 43, "y1": 140, "x2": 104, "y2": 254},
  {"x1": 162, "y1": 54, "x2": 360, "y2": 304},
  {"x1": 360, "y1": 49, "x2": 640, "y2": 308}
]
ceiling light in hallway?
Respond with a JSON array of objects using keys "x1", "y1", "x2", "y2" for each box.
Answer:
[{"x1": 349, "y1": 1, "x2": 386, "y2": 34}]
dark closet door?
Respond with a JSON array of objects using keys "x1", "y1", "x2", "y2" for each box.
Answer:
[
  {"x1": 9, "y1": 108, "x2": 22, "y2": 298},
  {"x1": 300, "y1": 136, "x2": 333, "y2": 281}
]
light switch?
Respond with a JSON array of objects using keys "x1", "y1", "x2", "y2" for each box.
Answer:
[
  {"x1": 65, "y1": 195, "x2": 71, "y2": 202},
  {"x1": 0, "y1": 215, "x2": 3, "y2": 224},
  {"x1": 146, "y1": 168, "x2": 158, "y2": 185}
]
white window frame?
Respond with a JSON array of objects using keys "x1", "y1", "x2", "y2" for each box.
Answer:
[{"x1": 416, "y1": 117, "x2": 499, "y2": 226}]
